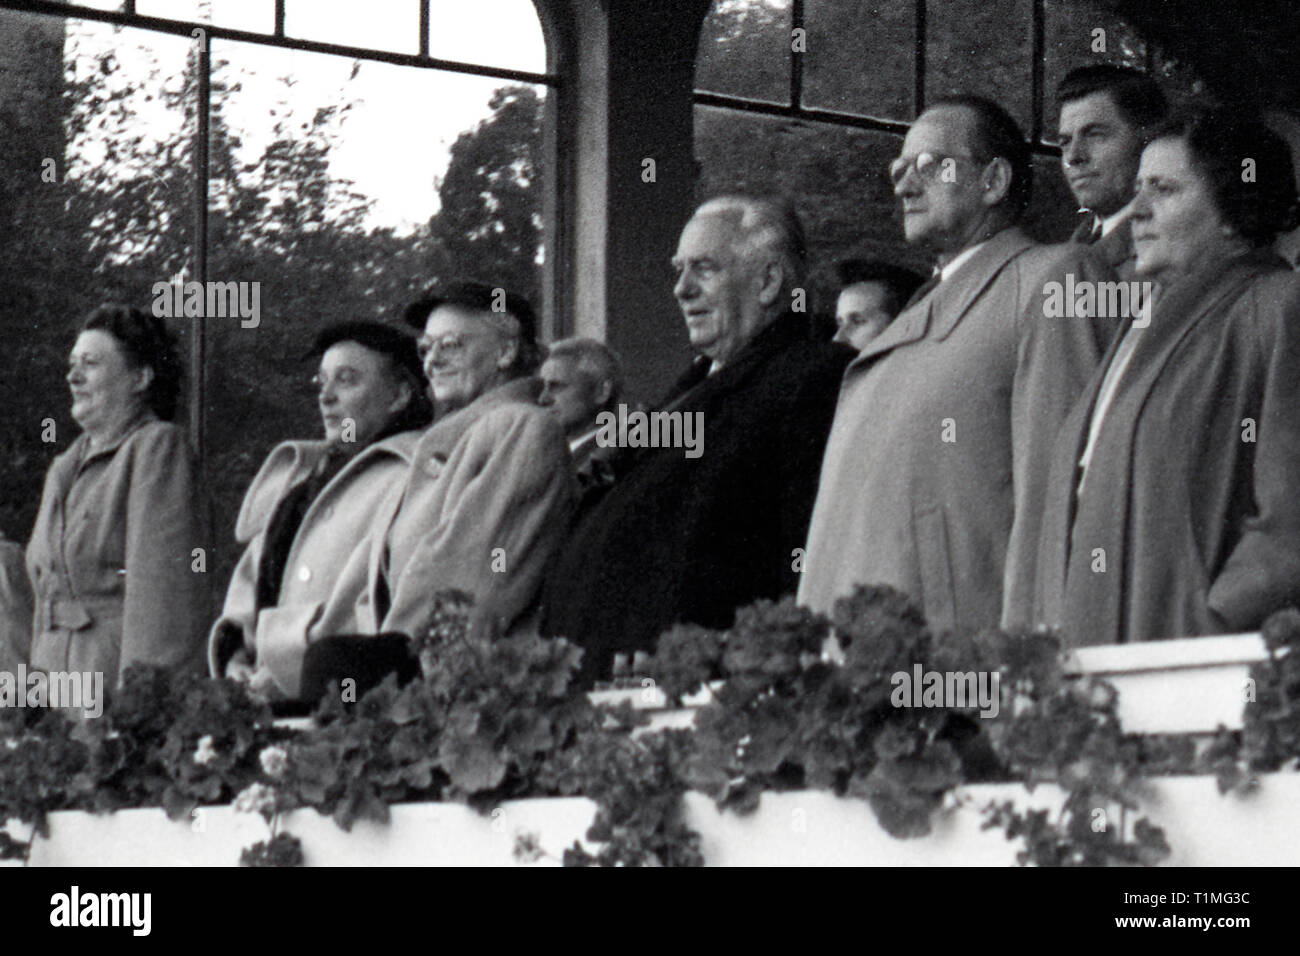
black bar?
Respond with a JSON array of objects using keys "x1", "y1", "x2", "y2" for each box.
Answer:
[
  {"x1": 790, "y1": 0, "x2": 803, "y2": 108},
  {"x1": 124, "y1": 0, "x2": 134, "y2": 14},
  {"x1": 0, "y1": 0, "x2": 557, "y2": 86},
  {"x1": 914, "y1": 0, "x2": 926, "y2": 117},
  {"x1": 419, "y1": 0, "x2": 429, "y2": 58},
  {"x1": 693, "y1": 89, "x2": 1062, "y2": 157},
  {"x1": 695, "y1": 89, "x2": 911, "y2": 137},
  {"x1": 191, "y1": 28, "x2": 210, "y2": 486},
  {"x1": 1030, "y1": 0, "x2": 1045, "y2": 144},
  {"x1": 275, "y1": 0, "x2": 285, "y2": 38}
]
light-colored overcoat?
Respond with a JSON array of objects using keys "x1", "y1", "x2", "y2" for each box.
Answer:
[
  {"x1": 208, "y1": 431, "x2": 419, "y2": 697},
  {"x1": 0, "y1": 537, "x2": 33, "y2": 672},
  {"x1": 798, "y1": 227, "x2": 1116, "y2": 633},
  {"x1": 26, "y1": 417, "x2": 206, "y2": 685},
  {"x1": 1033, "y1": 254, "x2": 1300, "y2": 646},
  {"x1": 366, "y1": 377, "x2": 575, "y2": 643}
]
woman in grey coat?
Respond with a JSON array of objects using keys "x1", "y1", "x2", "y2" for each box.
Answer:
[{"x1": 1033, "y1": 111, "x2": 1300, "y2": 647}]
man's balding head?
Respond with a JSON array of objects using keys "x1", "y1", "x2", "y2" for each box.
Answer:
[{"x1": 671, "y1": 195, "x2": 806, "y2": 367}]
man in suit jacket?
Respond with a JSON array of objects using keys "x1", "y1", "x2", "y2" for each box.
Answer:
[
  {"x1": 1056, "y1": 65, "x2": 1168, "y2": 279},
  {"x1": 541, "y1": 196, "x2": 852, "y2": 685},
  {"x1": 537, "y1": 336, "x2": 625, "y2": 480},
  {"x1": 999, "y1": 69, "x2": 1167, "y2": 625},
  {"x1": 798, "y1": 96, "x2": 1115, "y2": 634}
]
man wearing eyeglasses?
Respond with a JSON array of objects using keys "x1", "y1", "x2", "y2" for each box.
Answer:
[{"x1": 798, "y1": 96, "x2": 1116, "y2": 635}]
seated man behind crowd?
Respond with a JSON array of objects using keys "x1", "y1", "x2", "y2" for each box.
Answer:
[
  {"x1": 209, "y1": 321, "x2": 432, "y2": 700},
  {"x1": 537, "y1": 336, "x2": 625, "y2": 476},
  {"x1": 541, "y1": 195, "x2": 853, "y2": 685},
  {"x1": 831, "y1": 258, "x2": 925, "y2": 352}
]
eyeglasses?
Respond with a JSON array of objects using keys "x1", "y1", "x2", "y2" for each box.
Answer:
[
  {"x1": 888, "y1": 151, "x2": 984, "y2": 188},
  {"x1": 417, "y1": 333, "x2": 481, "y2": 361}
]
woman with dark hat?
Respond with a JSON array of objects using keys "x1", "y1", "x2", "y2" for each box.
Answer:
[
  {"x1": 209, "y1": 320, "x2": 432, "y2": 702},
  {"x1": 360, "y1": 280, "x2": 574, "y2": 646},
  {"x1": 1033, "y1": 109, "x2": 1300, "y2": 647}
]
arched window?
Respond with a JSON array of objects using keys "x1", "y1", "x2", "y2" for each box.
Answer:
[{"x1": 0, "y1": 0, "x2": 554, "y2": 589}]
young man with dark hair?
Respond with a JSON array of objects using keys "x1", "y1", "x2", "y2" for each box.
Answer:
[
  {"x1": 832, "y1": 259, "x2": 926, "y2": 351},
  {"x1": 1056, "y1": 65, "x2": 1168, "y2": 257}
]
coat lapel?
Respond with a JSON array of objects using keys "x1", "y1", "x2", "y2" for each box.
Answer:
[{"x1": 852, "y1": 227, "x2": 1035, "y2": 366}]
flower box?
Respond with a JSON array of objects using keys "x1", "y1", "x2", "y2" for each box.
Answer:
[{"x1": 8, "y1": 771, "x2": 1299, "y2": 866}]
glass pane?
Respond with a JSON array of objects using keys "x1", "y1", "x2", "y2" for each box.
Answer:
[
  {"x1": 204, "y1": 39, "x2": 545, "y2": 580},
  {"x1": 0, "y1": 14, "x2": 194, "y2": 541},
  {"x1": 284, "y1": 0, "x2": 418, "y2": 54},
  {"x1": 696, "y1": 0, "x2": 791, "y2": 105},
  {"x1": 694, "y1": 105, "x2": 929, "y2": 318},
  {"x1": 925, "y1": 0, "x2": 1034, "y2": 135},
  {"x1": 1043, "y1": 0, "x2": 1146, "y2": 138},
  {"x1": 1024, "y1": 152, "x2": 1078, "y2": 243},
  {"x1": 135, "y1": 0, "x2": 274, "y2": 34},
  {"x1": 427, "y1": 0, "x2": 547, "y2": 74},
  {"x1": 804, "y1": 0, "x2": 913, "y2": 120}
]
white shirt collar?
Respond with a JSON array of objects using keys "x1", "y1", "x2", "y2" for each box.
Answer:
[
  {"x1": 938, "y1": 240, "x2": 988, "y2": 283},
  {"x1": 1100, "y1": 209, "x2": 1125, "y2": 238}
]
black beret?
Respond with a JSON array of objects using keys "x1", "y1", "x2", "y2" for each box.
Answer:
[{"x1": 308, "y1": 320, "x2": 425, "y2": 385}]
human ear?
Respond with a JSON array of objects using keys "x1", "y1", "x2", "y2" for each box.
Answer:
[
  {"x1": 133, "y1": 365, "x2": 155, "y2": 396},
  {"x1": 496, "y1": 336, "x2": 520, "y2": 371},
  {"x1": 757, "y1": 261, "x2": 783, "y2": 307},
  {"x1": 980, "y1": 157, "x2": 1013, "y2": 207}
]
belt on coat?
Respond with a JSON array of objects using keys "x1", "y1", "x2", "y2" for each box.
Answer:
[{"x1": 40, "y1": 594, "x2": 117, "y2": 632}]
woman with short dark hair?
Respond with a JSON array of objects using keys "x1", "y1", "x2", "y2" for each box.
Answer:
[
  {"x1": 26, "y1": 304, "x2": 206, "y2": 685},
  {"x1": 1033, "y1": 109, "x2": 1300, "y2": 647}
]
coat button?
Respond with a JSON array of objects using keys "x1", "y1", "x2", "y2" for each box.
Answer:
[{"x1": 298, "y1": 566, "x2": 311, "y2": 582}]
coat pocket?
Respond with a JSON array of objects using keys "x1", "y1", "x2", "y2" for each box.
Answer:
[{"x1": 913, "y1": 504, "x2": 959, "y2": 631}]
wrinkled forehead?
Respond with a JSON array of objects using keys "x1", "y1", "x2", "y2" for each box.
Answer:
[
  {"x1": 674, "y1": 209, "x2": 745, "y2": 261},
  {"x1": 901, "y1": 105, "x2": 977, "y2": 158},
  {"x1": 422, "y1": 303, "x2": 498, "y2": 339}
]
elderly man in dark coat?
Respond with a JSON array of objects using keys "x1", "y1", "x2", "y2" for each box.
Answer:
[{"x1": 540, "y1": 196, "x2": 852, "y2": 685}]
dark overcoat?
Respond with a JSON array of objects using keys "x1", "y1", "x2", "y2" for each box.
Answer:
[
  {"x1": 1033, "y1": 253, "x2": 1300, "y2": 646},
  {"x1": 540, "y1": 314, "x2": 851, "y2": 683}
]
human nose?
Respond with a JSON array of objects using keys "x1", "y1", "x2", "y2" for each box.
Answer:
[
  {"x1": 318, "y1": 377, "x2": 338, "y2": 405},
  {"x1": 1063, "y1": 138, "x2": 1088, "y2": 170},
  {"x1": 673, "y1": 267, "x2": 696, "y2": 301},
  {"x1": 892, "y1": 163, "x2": 920, "y2": 198},
  {"x1": 1129, "y1": 187, "x2": 1152, "y2": 221}
]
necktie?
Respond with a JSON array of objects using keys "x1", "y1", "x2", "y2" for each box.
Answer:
[{"x1": 1073, "y1": 210, "x2": 1103, "y2": 245}]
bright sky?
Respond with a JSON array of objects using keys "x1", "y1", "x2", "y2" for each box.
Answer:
[{"x1": 61, "y1": 0, "x2": 546, "y2": 233}]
